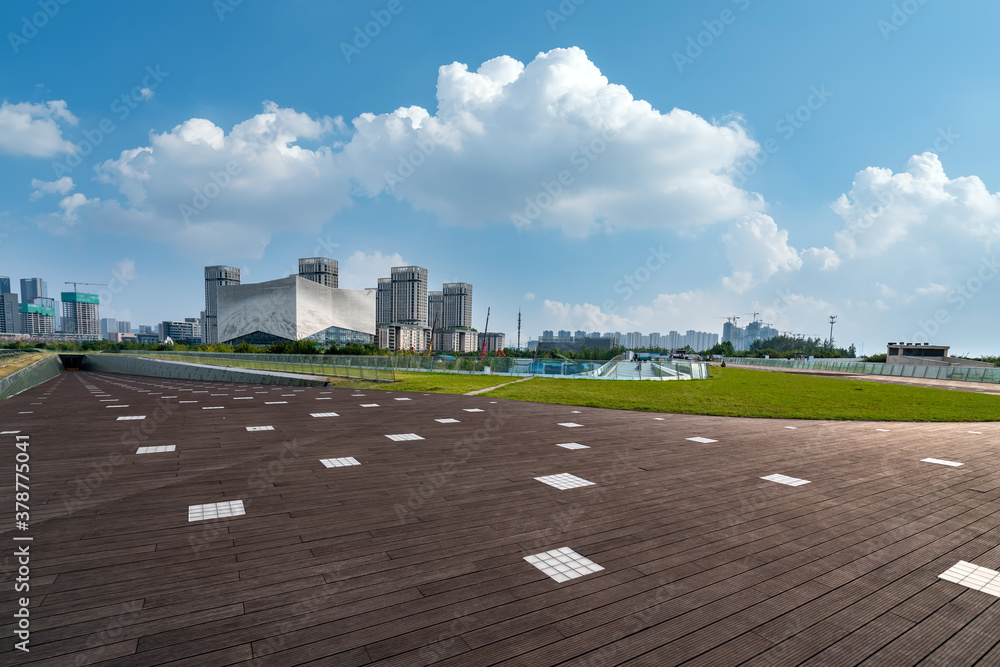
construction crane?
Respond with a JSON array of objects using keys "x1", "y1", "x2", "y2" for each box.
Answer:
[
  {"x1": 64, "y1": 281, "x2": 108, "y2": 292},
  {"x1": 426, "y1": 312, "x2": 439, "y2": 357}
]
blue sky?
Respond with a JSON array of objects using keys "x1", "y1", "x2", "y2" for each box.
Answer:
[{"x1": 1, "y1": 0, "x2": 998, "y2": 354}]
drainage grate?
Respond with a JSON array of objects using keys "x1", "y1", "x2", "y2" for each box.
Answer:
[
  {"x1": 188, "y1": 500, "x2": 245, "y2": 522},
  {"x1": 137, "y1": 445, "x2": 176, "y2": 454},
  {"x1": 320, "y1": 457, "x2": 361, "y2": 468},
  {"x1": 535, "y1": 473, "x2": 595, "y2": 490},
  {"x1": 524, "y1": 547, "x2": 605, "y2": 583},
  {"x1": 939, "y1": 561, "x2": 1000, "y2": 598},
  {"x1": 761, "y1": 473, "x2": 810, "y2": 486}
]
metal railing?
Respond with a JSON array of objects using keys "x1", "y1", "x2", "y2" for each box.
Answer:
[
  {"x1": 82, "y1": 354, "x2": 329, "y2": 386},
  {"x1": 720, "y1": 356, "x2": 1000, "y2": 384},
  {"x1": 0, "y1": 354, "x2": 63, "y2": 400},
  {"x1": 111, "y1": 350, "x2": 395, "y2": 382},
  {"x1": 107, "y1": 350, "x2": 713, "y2": 382}
]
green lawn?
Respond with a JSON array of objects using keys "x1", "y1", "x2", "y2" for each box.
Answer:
[
  {"x1": 483, "y1": 366, "x2": 1000, "y2": 421},
  {"x1": 334, "y1": 371, "x2": 518, "y2": 394},
  {"x1": 122, "y1": 354, "x2": 1000, "y2": 421}
]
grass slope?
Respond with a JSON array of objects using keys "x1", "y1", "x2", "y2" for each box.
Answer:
[
  {"x1": 0, "y1": 353, "x2": 44, "y2": 380},
  {"x1": 334, "y1": 371, "x2": 514, "y2": 394},
  {"x1": 484, "y1": 367, "x2": 1000, "y2": 421}
]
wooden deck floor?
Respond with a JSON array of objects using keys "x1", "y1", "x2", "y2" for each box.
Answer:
[{"x1": 2, "y1": 370, "x2": 999, "y2": 666}]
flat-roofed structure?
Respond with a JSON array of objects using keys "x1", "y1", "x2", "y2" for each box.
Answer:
[
  {"x1": 217, "y1": 275, "x2": 375, "y2": 346},
  {"x1": 887, "y1": 342, "x2": 996, "y2": 367}
]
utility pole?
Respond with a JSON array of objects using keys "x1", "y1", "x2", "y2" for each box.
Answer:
[
  {"x1": 829, "y1": 315, "x2": 837, "y2": 349},
  {"x1": 517, "y1": 309, "x2": 521, "y2": 351}
]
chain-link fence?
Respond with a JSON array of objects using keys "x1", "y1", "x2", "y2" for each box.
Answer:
[
  {"x1": 83, "y1": 354, "x2": 330, "y2": 386},
  {"x1": 112, "y1": 350, "x2": 395, "y2": 382},
  {"x1": 0, "y1": 354, "x2": 63, "y2": 400},
  {"x1": 721, "y1": 356, "x2": 1000, "y2": 383}
]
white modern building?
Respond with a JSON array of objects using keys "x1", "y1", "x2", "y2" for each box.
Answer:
[{"x1": 217, "y1": 276, "x2": 375, "y2": 346}]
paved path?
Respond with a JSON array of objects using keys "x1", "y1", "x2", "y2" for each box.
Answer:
[
  {"x1": 464, "y1": 375, "x2": 534, "y2": 395},
  {"x1": 2, "y1": 371, "x2": 998, "y2": 665}
]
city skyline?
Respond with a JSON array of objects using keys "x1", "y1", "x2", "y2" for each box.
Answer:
[{"x1": 1, "y1": 3, "x2": 998, "y2": 354}]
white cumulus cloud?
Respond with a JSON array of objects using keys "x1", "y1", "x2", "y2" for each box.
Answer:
[
  {"x1": 30, "y1": 176, "x2": 75, "y2": 200},
  {"x1": 341, "y1": 47, "x2": 763, "y2": 236},
  {"x1": 58, "y1": 192, "x2": 97, "y2": 222},
  {"x1": 50, "y1": 48, "x2": 767, "y2": 257},
  {"x1": 0, "y1": 100, "x2": 78, "y2": 157},
  {"x1": 89, "y1": 101, "x2": 348, "y2": 257},
  {"x1": 338, "y1": 250, "x2": 406, "y2": 289},
  {"x1": 833, "y1": 153, "x2": 1000, "y2": 258},
  {"x1": 722, "y1": 213, "x2": 803, "y2": 292},
  {"x1": 542, "y1": 299, "x2": 636, "y2": 332}
]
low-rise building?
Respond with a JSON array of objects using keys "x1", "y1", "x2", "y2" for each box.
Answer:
[
  {"x1": 378, "y1": 323, "x2": 430, "y2": 352},
  {"x1": 433, "y1": 328, "x2": 477, "y2": 353},
  {"x1": 478, "y1": 332, "x2": 506, "y2": 353}
]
